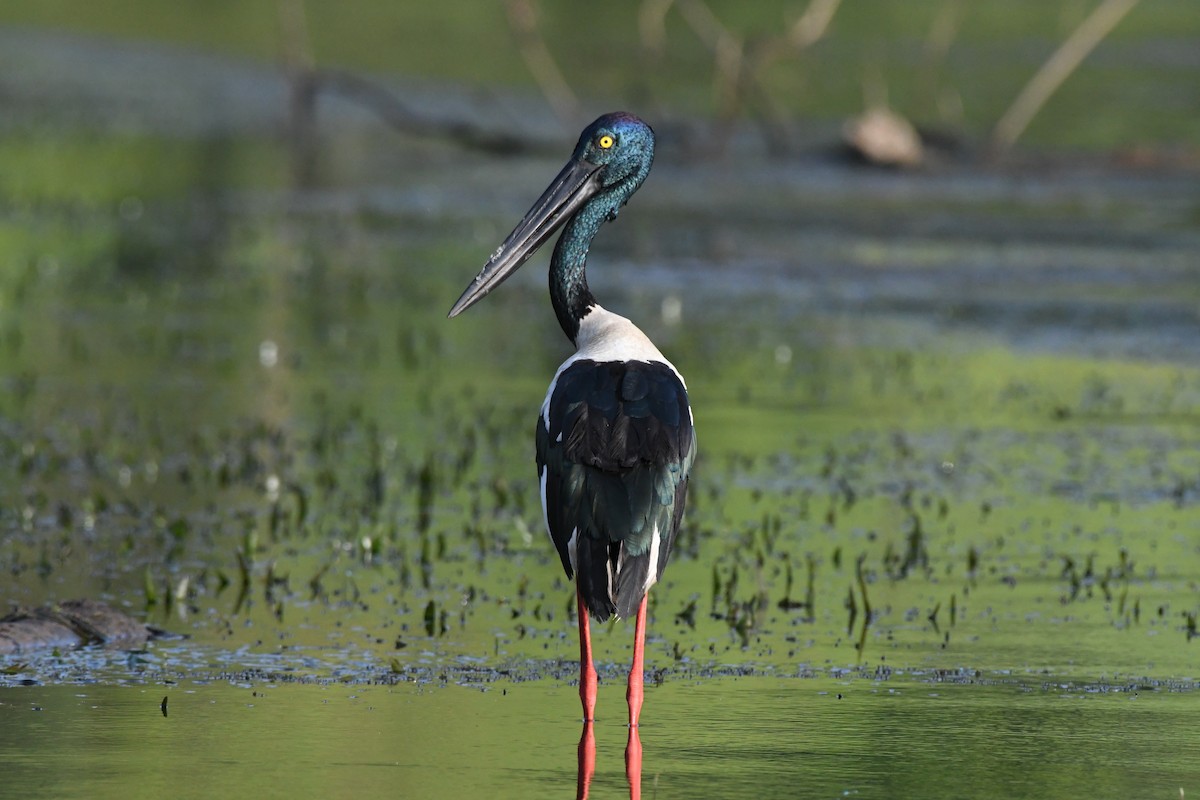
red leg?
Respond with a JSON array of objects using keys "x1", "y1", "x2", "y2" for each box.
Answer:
[
  {"x1": 578, "y1": 587, "x2": 597, "y2": 722},
  {"x1": 576, "y1": 721, "x2": 596, "y2": 800},
  {"x1": 625, "y1": 724, "x2": 643, "y2": 800},
  {"x1": 627, "y1": 593, "x2": 648, "y2": 727}
]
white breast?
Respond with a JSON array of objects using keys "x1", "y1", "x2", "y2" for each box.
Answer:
[{"x1": 574, "y1": 306, "x2": 668, "y2": 362}]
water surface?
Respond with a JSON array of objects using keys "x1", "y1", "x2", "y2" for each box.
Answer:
[
  {"x1": 4, "y1": 676, "x2": 1197, "y2": 799},
  {"x1": 2, "y1": 28, "x2": 1199, "y2": 800}
]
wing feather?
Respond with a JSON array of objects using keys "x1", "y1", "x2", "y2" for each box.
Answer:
[{"x1": 536, "y1": 359, "x2": 695, "y2": 620}]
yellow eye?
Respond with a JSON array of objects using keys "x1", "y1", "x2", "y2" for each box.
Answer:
[{"x1": 598, "y1": 134, "x2": 615, "y2": 149}]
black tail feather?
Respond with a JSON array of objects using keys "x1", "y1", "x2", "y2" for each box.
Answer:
[
  {"x1": 576, "y1": 537, "x2": 616, "y2": 621},
  {"x1": 614, "y1": 551, "x2": 652, "y2": 619},
  {"x1": 576, "y1": 537, "x2": 656, "y2": 622}
]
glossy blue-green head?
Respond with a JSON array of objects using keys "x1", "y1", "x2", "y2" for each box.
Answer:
[
  {"x1": 570, "y1": 112, "x2": 655, "y2": 209},
  {"x1": 448, "y1": 112, "x2": 656, "y2": 341}
]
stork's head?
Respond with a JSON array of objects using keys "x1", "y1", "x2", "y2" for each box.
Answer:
[
  {"x1": 571, "y1": 112, "x2": 655, "y2": 203},
  {"x1": 447, "y1": 112, "x2": 656, "y2": 318}
]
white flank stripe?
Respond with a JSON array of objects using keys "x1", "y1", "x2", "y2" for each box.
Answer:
[
  {"x1": 607, "y1": 556, "x2": 617, "y2": 605},
  {"x1": 540, "y1": 388, "x2": 555, "y2": 431},
  {"x1": 539, "y1": 467, "x2": 554, "y2": 544},
  {"x1": 643, "y1": 523, "x2": 661, "y2": 594},
  {"x1": 564, "y1": 532, "x2": 578, "y2": 575},
  {"x1": 567, "y1": 528, "x2": 579, "y2": 575}
]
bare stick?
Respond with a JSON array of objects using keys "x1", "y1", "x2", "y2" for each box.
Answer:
[
  {"x1": 314, "y1": 69, "x2": 531, "y2": 154},
  {"x1": 654, "y1": 0, "x2": 843, "y2": 155},
  {"x1": 638, "y1": 0, "x2": 677, "y2": 57},
  {"x1": 504, "y1": 0, "x2": 580, "y2": 130},
  {"x1": 636, "y1": 0, "x2": 678, "y2": 114},
  {"x1": 276, "y1": 4, "x2": 539, "y2": 162},
  {"x1": 989, "y1": 0, "x2": 1140, "y2": 154},
  {"x1": 674, "y1": 0, "x2": 731, "y2": 49},
  {"x1": 750, "y1": 0, "x2": 843, "y2": 69},
  {"x1": 786, "y1": 0, "x2": 843, "y2": 50},
  {"x1": 279, "y1": 0, "x2": 318, "y2": 186},
  {"x1": 710, "y1": 15, "x2": 745, "y2": 124},
  {"x1": 672, "y1": 0, "x2": 752, "y2": 151},
  {"x1": 919, "y1": 0, "x2": 963, "y2": 123},
  {"x1": 743, "y1": 0, "x2": 844, "y2": 153},
  {"x1": 673, "y1": 0, "x2": 794, "y2": 152}
]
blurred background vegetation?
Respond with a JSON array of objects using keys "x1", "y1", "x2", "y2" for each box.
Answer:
[{"x1": 3, "y1": 0, "x2": 1198, "y2": 155}]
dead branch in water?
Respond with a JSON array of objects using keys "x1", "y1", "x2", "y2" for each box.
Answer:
[
  {"x1": 990, "y1": 0, "x2": 1141, "y2": 155},
  {"x1": 504, "y1": 0, "x2": 580, "y2": 131},
  {"x1": 637, "y1": 0, "x2": 842, "y2": 156},
  {"x1": 918, "y1": 0, "x2": 964, "y2": 125},
  {"x1": 277, "y1": 0, "x2": 539, "y2": 182},
  {"x1": 314, "y1": 69, "x2": 532, "y2": 155},
  {"x1": 279, "y1": 0, "x2": 318, "y2": 186},
  {"x1": 758, "y1": 0, "x2": 843, "y2": 60}
]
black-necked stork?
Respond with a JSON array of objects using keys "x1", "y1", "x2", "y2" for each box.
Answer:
[{"x1": 448, "y1": 112, "x2": 695, "y2": 727}]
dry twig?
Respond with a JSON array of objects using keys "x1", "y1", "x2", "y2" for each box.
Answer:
[
  {"x1": 504, "y1": 0, "x2": 580, "y2": 130},
  {"x1": 990, "y1": 0, "x2": 1141, "y2": 154},
  {"x1": 279, "y1": 0, "x2": 318, "y2": 185},
  {"x1": 639, "y1": 0, "x2": 842, "y2": 155}
]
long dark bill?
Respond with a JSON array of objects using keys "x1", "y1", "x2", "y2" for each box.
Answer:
[{"x1": 448, "y1": 157, "x2": 603, "y2": 318}]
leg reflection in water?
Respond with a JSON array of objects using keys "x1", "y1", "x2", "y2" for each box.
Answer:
[
  {"x1": 625, "y1": 726, "x2": 643, "y2": 800},
  {"x1": 576, "y1": 723, "x2": 595, "y2": 800},
  {"x1": 575, "y1": 723, "x2": 643, "y2": 800}
]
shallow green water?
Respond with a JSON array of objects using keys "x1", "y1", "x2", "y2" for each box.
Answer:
[
  {"x1": 3, "y1": 677, "x2": 1198, "y2": 799},
  {"x1": 2, "y1": 27, "x2": 1200, "y2": 799}
]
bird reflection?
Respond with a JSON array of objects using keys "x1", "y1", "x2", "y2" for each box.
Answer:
[
  {"x1": 625, "y1": 726, "x2": 642, "y2": 800},
  {"x1": 576, "y1": 723, "x2": 642, "y2": 800},
  {"x1": 577, "y1": 723, "x2": 595, "y2": 799}
]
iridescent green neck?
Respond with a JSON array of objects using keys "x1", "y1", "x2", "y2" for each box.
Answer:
[{"x1": 549, "y1": 201, "x2": 605, "y2": 343}]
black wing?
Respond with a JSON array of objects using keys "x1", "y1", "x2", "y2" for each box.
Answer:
[{"x1": 536, "y1": 359, "x2": 695, "y2": 620}]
